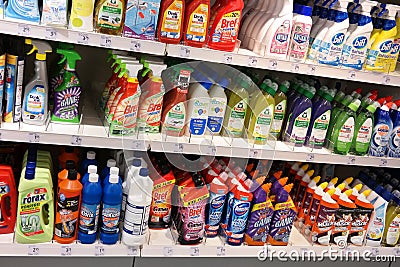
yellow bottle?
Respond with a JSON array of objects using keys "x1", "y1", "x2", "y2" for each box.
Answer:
[
  {"x1": 389, "y1": 14, "x2": 400, "y2": 72},
  {"x1": 382, "y1": 196, "x2": 400, "y2": 247},
  {"x1": 69, "y1": 0, "x2": 96, "y2": 31},
  {"x1": 95, "y1": 0, "x2": 126, "y2": 35},
  {"x1": 247, "y1": 79, "x2": 277, "y2": 145}
]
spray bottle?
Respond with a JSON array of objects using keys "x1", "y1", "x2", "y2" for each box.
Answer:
[{"x1": 370, "y1": 102, "x2": 393, "y2": 157}]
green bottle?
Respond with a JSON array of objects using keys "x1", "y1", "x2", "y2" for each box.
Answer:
[
  {"x1": 271, "y1": 80, "x2": 289, "y2": 139},
  {"x1": 350, "y1": 102, "x2": 379, "y2": 156},
  {"x1": 331, "y1": 99, "x2": 361, "y2": 155},
  {"x1": 332, "y1": 91, "x2": 346, "y2": 109}
]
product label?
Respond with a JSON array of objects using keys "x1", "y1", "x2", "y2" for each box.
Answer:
[
  {"x1": 138, "y1": 81, "x2": 165, "y2": 133},
  {"x1": 210, "y1": 11, "x2": 241, "y2": 44},
  {"x1": 0, "y1": 182, "x2": 9, "y2": 222},
  {"x1": 310, "y1": 110, "x2": 331, "y2": 148},
  {"x1": 19, "y1": 188, "x2": 48, "y2": 236},
  {"x1": 308, "y1": 38, "x2": 322, "y2": 62},
  {"x1": 97, "y1": 0, "x2": 124, "y2": 30},
  {"x1": 389, "y1": 39, "x2": 400, "y2": 69},
  {"x1": 370, "y1": 123, "x2": 391, "y2": 157},
  {"x1": 295, "y1": 185, "x2": 307, "y2": 209},
  {"x1": 300, "y1": 191, "x2": 314, "y2": 218},
  {"x1": 311, "y1": 204, "x2": 337, "y2": 245},
  {"x1": 354, "y1": 118, "x2": 373, "y2": 153},
  {"x1": 366, "y1": 202, "x2": 386, "y2": 242},
  {"x1": 4, "y1": 55, "x2": 17, "y2": 122},
  {"x1": 245, "y1": 200, "x2": 274, "y2": 242},
  {"x1": 101, "y1": 203, "x2": 121, "y2": 234},
  {"x1": 307, "y1": 197, "x2": 321, "y2": 226},
  {"x1": 110, "y1": 88, "x2": 140, "y2": 135},
  {"x1": 331, "y1": 206, "x2": 354, "y2": 246},
  {"x1": 53, "y1": 85, "x2": 81, "y2": 121},
  {"x1": 348, "y1": 207, "x2": 373, "y2": 246},
  {"x1": 123, "y1": 201, "x2": 150, "y2": 236},
  {"x1": 0, "y1": 55, "x2": 5, "y2": 110},
  {"x1": 150, "y1": 179, "x2": 175, "y2": 225},
  {"x1": 366, "y1": 40, "x2": 393, "y2": 70},
  {"x1": 288, "y1": 22, "x2": 312, "y2": 61},
  {"x1": 160, "y1": 0, "x2": 183, "y2": 39},
  {"x1": 186, "y1": 4, "x2": 208, "y2": 42},
  {"x1": 181, "y1": 198, "x2": 207, "y2": 242},
  {"x1": 164, "y1": 102, "x2": 186, "y2": 133},
  {"x1": 207, "y1": 97, "x2": 226, "y2": 134},
  {"x1": 341, "y1": 35, "x2": 369, "y2": 70},
  {"x1": 41, "y1": 0, "x2": 68, "y2": 25},
  {"x1": 270, "y1": 20, "x2": 291, "y2": 55},
  {"x1": 290, "y1": 108, "x2": 311, "y2": 145},
  {"x1": 24, "y1": 85, "x2": 45, "y2": 121},
  {"x1": 318, "y1": 32, "x2": 346, "y2": 66},
  {"x1": 389, "y1": 126, "x2": 400, "y2": 157},
  {"x1": 55, "y1": 193, "x2": 80, "y2": 239},
  {"x1": 252, "y1": 104, "x2": 274, "y2": 141},
  {"x1": 268, "y1": 201, "x2": 296, "y2": 245},
  {"x1": 271, "y1": 100, "x2": 287, "y2": 137},
  {"x1": 220, "y1": 192, "x2": 234, "y2": 232},
  {"x1": 79, "y1": 203, "x2": 100, "y2": 235},
  {"x1": 189, "y1": 99, "x2": 209, "y2": 136},
  {"x1": 226, "y1": 200, "x2": 251, "y2": 244},
  {"x1": 386, "y1": 214, "x2": 400, "y2": 246},
  {"x1": 205, "y1": 193, "x2": 226, "y2": 237},
  {"x1": 227, "y1": 100, "x2": 247, "y2": 137},
  {"x1": 336, "y1": 117, "x2": 355, "y2": 152}
]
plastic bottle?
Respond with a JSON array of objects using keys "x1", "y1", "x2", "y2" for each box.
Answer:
[
  {"x1": 271, "y1": 81, "x2": 289, "y2": 139},
  {"x1": 100, "y1": 174, "x2": 123, "y2": 245},
  {"x1": 58, "y1": 147, "x2": 79, "y2": 171},
  {"x1": 58, "y1": 160, "x2": 80, "y2": 186},
  {"x1": 54, "y1": 169, "x2": 83, "y2": 244},
  {"x1": 222, "y1": 78, "x2": 250, "y2": 138},
  {"x1": 302, "y1": 182, "x2": 329, "y2": 234},
  {"x1": 331, "y1": 99, "x2": 361, "y2": 154},
  {"x1": 351, "y1": 101, "x2": 379, "y2": 156},
  {"x1": 122, "y1": 168, "x2": 153, "y2": 245},
  {"x1": 389, "y1": 11, "x2": 400, "y2": 72},
  {"x1": 296, "y1": 177, "x2": 323, "y2": 226},
  {"x1": 103, "y1": 167, "x2": 121, "y2": 186},
  {"x1": 370, "y1": 102, "x2": 393, "y2": 157},
  {"x1": 207, "y1": 79, "x2": 228, "y2": 135},
  {"x1": 69, "y1": 0, "x2": 96, "y2": 31},
  {"x1": 288, "y1": 4, "x2": 313, "y2": 62},
  {"x1": 80, "y1": 151, "x2": 98, "y2": 175},
  {"x1": 295, "y1": 172, "x2": 318, "y2": 210},
  {"x1": 205, "y1": 175, "x2": 228, "y2": 237},
  {"x1": 157, "y1": 0, "x2": 185, "y2": 44},
  {"x1": 183, "y1": 0, "x2": 210, "y2": 47},
  {"x1": 101, "y1": 159, "x2": 117, "y2": 182},
  {"x1": 388, "y1": 105, "x2": 400, "y2": 158},
  {"x1": 0, "y1": 165, "x2": 17, "y2": 234},
  {"x1": 81, "y1": 165, "x2": 98, "y2": 186},
  {"x1": 94, "y1": 0, "x2": 126, "y2": 35},
  {"x1": 4, "y1": 0, "x2": 40, "y2": 23},
  {"x1": 382, "y1": 195, "x2": 400, "y2": 246},
  {"x1": 78, "y1": 173, "x2": 102, "y2": 244},
  {"x1": 207, "y1": 0, "x2": 244, "y2": 52},
  {"x1": 291, "y1": 165, "x2": 311, "y2": 200}
]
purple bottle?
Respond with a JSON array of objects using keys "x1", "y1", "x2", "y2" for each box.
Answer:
[
  {"x1": 306, "y1": 89, "x2": 335, "y2": 149},
  {"x1": 284, "y1": 85, "x2": 316, "y2": 146}
]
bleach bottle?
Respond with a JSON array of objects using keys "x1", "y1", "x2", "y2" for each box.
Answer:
[
  {"x1": 370, "y1": 102, "x2": 393, "y2": 157},
  {"x1": 207, "y1": 79, "x2": 228, "y2": 135},
  {"x1": 101, "y1": 159, "x2": 117, "y2": 181},
  {"x1": 81, "y1": 165, "x2": 98, "y2": 185},
  {"x1": 100, "y1": 174, "x2": 122, "y2": 244},
  {"x1": 103, "y1": 167, "x2": 121, "y2": 186},
  {"x1": 205, "y1": 174, "x2": 228, "y2": 237},
  {"x1": 388, "y1": 106, "x2": 400, "y2": 158},
  {"x1": 80, "y1": 151, "x2": 98, "y2": 175},
  {"x1": 78, "y1": 173, "x2": 102, "y2": 244}
]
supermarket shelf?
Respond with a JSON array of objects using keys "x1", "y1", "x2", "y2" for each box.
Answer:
[
  {"x1": 167, "y1": 44, "x2": 400, "y2": 87},
  {"x1": 0, "y1": 19, "x2": 166, "y2": 55}
]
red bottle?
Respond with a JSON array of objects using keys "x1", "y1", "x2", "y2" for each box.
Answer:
[
  {"x1": 0, "y1": 165, "x2": 17, "y2": 234},
  {"x1": 158, "y1": 0, "x2": 185, "y2": 44},
  {"x1": 183, "y1": 0, "x2": 210, "y2": 47},
  {"x1": 58, "y1": 147, "x2": 79, "y2": 170}
]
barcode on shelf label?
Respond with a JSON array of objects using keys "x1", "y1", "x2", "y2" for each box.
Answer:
[
  {"x1": 180, "y1": 46, "x2": 191, "y2": 58},
  {"x1": 29, "y1": 133, "x2": 40, "y2": 143},
  {"x1": 190, "y1": 247, "x2": 200, "y2": 257},
  {"x1": 347, "y1": 70, "x2": 356, "y2": 80},
  {"x1": 206, "y1": 145, "x2": 216, "y2": 156},
  {"x1": 61, "y1": 245, "x2": 72, "y2": 256},
  {"x1": 173, "y1": 143, "x2": 184, "y2": 153},
  {"x1": 291, "y1": 63, "x2": 300, "y2": 73},
  {"x1": 347, "y1": 156, "x2": 356, "y2": 165},
  {"x1": 100, "y1": 36, "x2": 112, "y2": 48},
  {"x1": 163, "y1": 247, "x2": 173, "y2": 257},
  {"x1": 248, "y1": 56, "x2": 257, "y2": 67},
  {"x1": 379, "y1": 158, "x2": 388, "y2": 167},
  {"x1": 127, "y1": 246, "x2": 139, "y2": 256},
  {"x1": 45, "y1": 28, "x2": 58, "y2": 40},
  {"x1": 224, "y1": 54, "x2": 233, "y2": 64},
  {"x1": 78, "y1": 33, "x2": 89, "y2": 45},
  {"x1": 383, "y1": 75, "x2": 391, "y2": 85},
  {"x1": 249, "y1": 149, "x2": 261, "y2": 158},
  {"x1": 269, "y1": 59, "x2": 278, "y2": 70},
  {"x1": 28, "y1": 245, "x2": 40, "y2": 256},
  {"x1": 307, "y1": 65, "x2": 316, "y2": 75},
  {"x1": 71, "y1": 135, "x2": 82, "y2": 146},
  {"x1": 132, "y1": 140, "x2": 146, "y2": 150},
  {"x1": 216, "y1": 246, "x2": 226, "y2": 257},
  {"x1": 130, "y1": 40, "x2": 141, "y2": 52},
  {"x1": 306, "y1": 153, "x2": 315, "y2": 162},
  {"x1": 95, "y1": 246, "x2": 105, "y2": 256},
  {"x1": 18, "y1": 24, "x2": 31, "y2": 36}
]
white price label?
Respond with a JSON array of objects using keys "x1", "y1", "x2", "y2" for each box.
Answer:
[
  {"x1": 306, "y1": 153, "x2": 315, "y2": 162},
  {"x1": 190, "y1": 247, "x2": 200, "y2": 257},
  {"x1": 206, "y1": 145, "x2": 216, "y2": 156},
  {"x1": 379, "y1": 158, "x2": 388, "y2": 167},
  {"x1": 371, "y1": 248, "x2": 379, "y2": 257},
  {"x1": 132, "y1": 140, "x2": 146, "y2": 150},
  {"x1": 307, "y1": 64, "x2": 316, "y2": 75},
  {"x1": 130, "y1": 40, "x2": 141, "y2": 52},
  {"x1": 78, "y1": 33, "x2": 89, "y2": 45},
  {"x1": 347, "y1": 156, "x2": 356, "y2": 165},
  {"x1": 61, "y1": 245, "x2": 72, "y2": 256},
  {"x1": 29, "y1": 133, "x2": 40, "y2": 143},
  {"x1": 383, "y1": 75, "x2": 391, "y2": 85},
  {"x1": 291, "y1": 63, "x2": 300, "y2": 73},
  {"x1": 394, "y1": 248, "x2": 400, "y2": 257},
  {"x1": 224, "y1": 54, "x2": 233, "y2": 64},
  {"x1": 173, "y1": 143, "x2": 184, "y2": 153},
  {"x1": 347, "y1": 70, "x2": 356, "y2": 80},
  {"x1": 71, "y1": 135, "x2": 82, "y2": 146},
  {"x1": 269, "y1": 59, "x2": 278, "y2": 70},
  {"x1": 95, "y1": 246, "x2": 105, "y2": 256},
  {"x1": 127, "y1": 246, "x2": 139, "y2": 256},
  {"x1": 163, "y1": 247, "x2": 174, "y2": 257},
  {"x1": 100, "y1": 36, "x2": 112, "y2": 48},
  {"x1": 248, "y1": 56, "x2": 258, "y2": 67},
  {"x1": 180, "y1": 46, "x2": 191, "y2": 58},
  {"x1": 249, "y1": 149, "x2": 261, "y2": 158},
  {"x1": 45, "y1": 28, "x2": 58, "y2": 40},
  {"x1": 28, "y1": 245, "x2": 40, "y2": 256},
  {"x1": 216, "y1": 246, "x2": 226, "y2": 257},
  {"x1": 18, "y1": 24, "x2": 31, "y2": 36}
]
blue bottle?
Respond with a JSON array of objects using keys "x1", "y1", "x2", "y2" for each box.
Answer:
[
  {"x1": 78, "y1": 173, "x2": 102, "y2": 244},
  {"x1": 100, "y1": 174, "x2": 123, "y2": 245},
  {"x1": 80, "y1": 151, "x2": 98, "y2": 175},
  {"x1": 370, "y1": 103, "x2": 393, "y2": 157},
  {"x1": 100, "y1": 159, "x2": 117, "y2": 181},
  {"x1": 81, "y1": 165, "x2": 98, "y2": 185},
  {"x1": 102, "y1": 167, "x2": 122, "y2": 186},
  {"x1": 388, "y1": 107, "x2": 400, "y2": 158}
]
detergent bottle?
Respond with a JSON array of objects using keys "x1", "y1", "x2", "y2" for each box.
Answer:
[
  {"x1": 287, "y1": 162, "x2": 301, "y2": 183},
  {"x1": 370, "y1": 102, "x2": 393, "y2": 157},
  {"x1": 78, "y1": 173, "x2": 102, "y2": 244},
  {"x1": 51, "y1": 49, "x2": 82, "y2": 124},
  {"x1": 103, "y1": 167, "x2": 121, "y2": 186},
  {"x1": 291, "y1": 165, "x2": 311, "y2": 199},
  {"x1": 100, "y1": 159, "x2": 117, "y2": 182},
  {"x1": 389, "y1": 10, "x2": 400, "y2": 72},
  {"x1": 351, "y1": 101, "x2": 379, "y2": 156},
  {"x1": 389, "y1": 106, "x2": 400, "y2": 158},
  {"x1": 271, "y1": 81, "x2": 289, "y2": 139},
  {"x1": 58, "y1": 160, "x2": 81, "y2": 186},
  {"x1": 0, "y1": 165, "x2": 17, "y2": 234},
  {"x1": 205, "y1": 175, "x2": 228, "y2": 237},
  {"x1": 158, "y1": 0, "x2": 185, "y2": 44},
  {"x1": 80, "y1": 151, "x2": 98, "y2": 175},
  {"x1": 295, "y1": 172, "x2": 318, "y2": 209},
  {"x1": 94, "y1": 0, "x2": 126, "y2": 35},
  {"x1": 207, "y1": 0, "x2": 244, "y2": 52},
  {"x1": 365, "y1": 4, "x2": 398, "y2": 72},
  {"x1": 288, "y1": 4, "x2": 313, "y2": 62},
  {"x1": 348, "y1": 190, "x2": 374, "y2": 246},
  {"x1": 183, "y1": 0, "x2": 210, "y2": 47},
  {"x1": 22, "y1": 39, "x2": 52, "y2": 125},
  {"x1": 207, "y1": 79, "x2": 228, "y2": 135},
  {"x1": 302, "y1": 182, "x2": 329, "y2": 234},
  {"x1": 382, "y1": 195, "x2": 400, "y2": 246},
  {"x1": 58, "y1": 147, "x2": 79, "y2": 171},
  {"x1": 296, "y1": 177, "x2": 323, "y2": 227},
  {"x1": 81, "y1": 165, "x2": 98, "y2": 186}
]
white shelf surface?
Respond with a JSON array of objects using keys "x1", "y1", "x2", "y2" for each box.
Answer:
[{"x1": 0, "y1": 19, "x2": 166, "y2": 55}]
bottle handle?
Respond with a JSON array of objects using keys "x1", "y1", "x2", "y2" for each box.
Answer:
[
  {"x1": 40, "y1": 200, "x2": 54, "y2": 233},
  {"x1": 0, "y1": 194, "x2": 11, "y2": 226}
]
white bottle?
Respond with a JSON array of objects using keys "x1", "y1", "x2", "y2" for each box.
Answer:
[
  {"x1": 207, "y1": 79, "x2": 228, "y2": 135},
  {"x1": 288, "y1": 4, "x2": 313, "y2": 62},
  {"x1": 122, "y1": 158, "x2": 143, "y2": 222},
  {"x1": 185, "y1": 80, "x2": 211, "y2": 136},
  {"x1": 239, "y1": 0, "x2": 265, "y2": 44},
  {"x1": 257, "y1": 0, "x2": 293, "y2": 58},
  {"x1": 316, "y1": 0, "x2": 351, "y2": 66},
  {"x1": 341, "y1": 1, "x2": 376, "y2": 70},
  {"x1": 365, "y1": 191, "x2": 391, "y2": 246},
  {"x1": 312, "y1": 0, "x2": 326, "y2": 25},
  {"x1": 122, "y1": 168, "x2": 153, "y2": 246},
  {"x1": 344, "y1": 0, "x2": 361, "y2": 37}
]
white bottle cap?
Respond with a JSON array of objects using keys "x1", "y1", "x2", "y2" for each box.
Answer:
[
  {"x1": 110, "y1": 167, "x2": 119, "y2": 176},
  {"x1": 109, "y1": 174, "x2": 119, "y2": 184},
  {"x1": 107, "y1": 159, "x2": 117, "y2": 168},
  {"x1": 89, "y1": 173, "x2": 99, "y2": 183},
  {"x1": 88, "y1": 165, "x2": 97, "y2": 174},
  {"x1": 87, "y1": 151, "x2": 96, "y2": 160}
]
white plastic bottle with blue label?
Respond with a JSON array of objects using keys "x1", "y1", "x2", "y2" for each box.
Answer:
[
  {"x1": 317, "y1": 0, "x2": 351, "y2": 66},
  {"x1": 207, "y1": 79, "x2": 228, "y2": 135},
  {"x1": 388, "y1": 106, "x2": 400, "y2": 158},
  {"x1": 370, "y1": 102, "x2": 393, "y2": 157},
  {"x1": 341, "y1": 1, "x2": 375, "y2": 70}
]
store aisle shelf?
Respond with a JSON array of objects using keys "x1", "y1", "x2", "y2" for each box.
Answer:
[{"x1": 0, "y1": 19, "x2": 166, "y2": 55}]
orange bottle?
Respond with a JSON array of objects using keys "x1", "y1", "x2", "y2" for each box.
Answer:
[
  {"x1": 302, "y1": 182, "x2": 329, "y2": 234},
  {"x1": 158, "y1": 0, "x2": 185, "y2": 44},
  {"x1": 290, "y1": 164, "x2": 310, "y2": 198},
  {"x1": 296, "y1": 177, "x2": 322, "y2": 224},
  {"x1": 58, "y1": 147, "x2": 79, "y2": 170},
  {"x1": 54, "y1": 169, "x2": 83, "y2": 244},
  {"x1": 58, "y1": 160, "x2": 80, "y2": 186},
  {"x1": 183, "y1": 0, "x2": 210, "y2": 47},
  {"x1": 349, "y1": 184, "x2": 363, "y2": 202},
  {"x1": 0, "y1": 165, "x2": 17, "y2": 234}
]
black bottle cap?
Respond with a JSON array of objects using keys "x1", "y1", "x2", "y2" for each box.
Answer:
[
  {"x1": 68, "y1": 169, "x2": 78, "y2": 180},
  {"x1": 66, "y1": 160, "x2": 75, "y2": 170}
]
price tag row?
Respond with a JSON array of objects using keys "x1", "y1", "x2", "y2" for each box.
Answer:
[
  {"x1": 27, "y1": 245, "x2": 139, "y2": 256},
  {"x1": 162, "y1": 246, "x2": 227, "y2": 257}
]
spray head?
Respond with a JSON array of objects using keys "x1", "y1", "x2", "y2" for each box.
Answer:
[
  {"x1": 25, "y1": 39, "x2": 52, "y2": 60},
  {"x1": 56, "y1": 49, "x2": 81, "y2": 70}
]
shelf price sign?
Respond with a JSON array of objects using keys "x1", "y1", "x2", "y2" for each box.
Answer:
[
  {"x1": 18, "y1": 24, "x2": 31, "y2": 36},
  {"x1": 28, "y1": 245, "x2": 40, "y2": 256},
  {"x1": 61, "y1": 245, "x2": 72, "y2": 256},
  {"x1": 71, "y1": 135, "x2": 82, "y2": 146},
  {"x1": 127, "y1": 246, "x2": 139, "y2": 256},
  {"x1": 45, "y1": 28, "x2": 58, "y2": 40},
  {"x1": 248, "y1": 56, "x2": 258, "y2": 67},
  {"x1": 190, "y1": 247, "x2": 200, "y2": 257},
  {"x1": 78, "y1": 33, "x2": 89, "y2": 45},
  {"x1": 95, "y1": 245, "x2": 105, "y2": 256},
  {"x1": 216, "y1": 246, "x2": 226, "y2": 257},
  {"x1": 29, "y1": 133, "x2": 40, "y2": 143},
  {"x1": 130, "y1": 41, "x2": 141, "y2": 52},
  {"x1": 163, "y1": 247, "x2": 174, "y2": 257},
  {"x1": 100, "y1": 36, "x2": 112, "y2": 48}
]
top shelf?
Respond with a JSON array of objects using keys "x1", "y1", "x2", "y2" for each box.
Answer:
[{"x1": 1, "y1": 19, "x2": 400, "y2": 87}]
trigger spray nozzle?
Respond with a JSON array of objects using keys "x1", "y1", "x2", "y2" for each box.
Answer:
[{"x1": 25, "y1": 39, "x2": 52, "y2": 61}]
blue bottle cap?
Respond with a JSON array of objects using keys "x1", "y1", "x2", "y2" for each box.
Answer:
[
  {"x1": 139, "y1": 168, "x2": 149, "y2": 177},
  {"x1": 200, "y1": 82, "x2": 213, "y2": 90},
  {"x1": 25, "y1": 167, "x2": 35, "y2": 180},
  {"x1": 294, "y1": 4, "x2": 312, "y2": 17},
  {"x1": 132, "y1": 158, "x2": 142, "y2": 167},
  {"x1": 218, "y1": 78, "x2": 230, "y2": 89},
  {"x1": 381, "y1": 189, "x2": 393, "y2": 202},
  {"x1": 374, "y1": 185, "x2": 384, "y2": 195}
]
